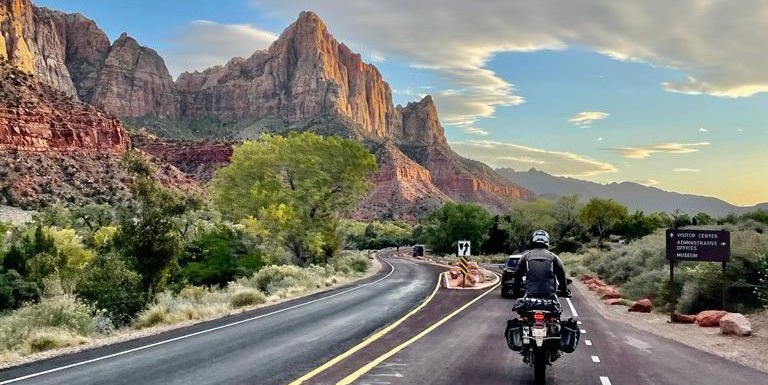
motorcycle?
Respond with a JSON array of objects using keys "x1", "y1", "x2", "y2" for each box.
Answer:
[{"x1": 505, "y1": 292, "x2": 580, "y2": 385}]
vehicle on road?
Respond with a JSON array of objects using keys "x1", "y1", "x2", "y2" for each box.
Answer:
[
  {"x1": 505, "y1": 295, "x2": 579, "y2": 385},
  {"x1": 412, "y1": 244, "x2": 424, "y2": 257},
  {"x1": 500, "y1": 254, "x2": 523, "y2": 298}
]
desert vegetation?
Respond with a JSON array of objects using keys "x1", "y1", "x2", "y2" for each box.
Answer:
[
  {"x1": 414, "y1": 197, "x2": 768, "y2": 315},
  {"x1": 0, "y1": 133, "x2": 376, "y2": 361}
]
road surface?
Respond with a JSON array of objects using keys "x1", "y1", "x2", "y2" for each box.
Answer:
[
  {"x1": 3, "y1": 253, "x2": 767, "y2": 385},
  {"x1": 333, "y1": 280, "x2": 768, "y2": 385},
  {"x1": 0, "y1": 250, "x2": 442, "y2": 385}
]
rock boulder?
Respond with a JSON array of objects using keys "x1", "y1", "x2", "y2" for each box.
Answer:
[
  {"x1": 695, "y1": 310, "x2": 729, "y2": 327},
  {"x1": 628, "y1": 299, "x2": 652, "y2": 313},
  {"x1": 719, "y1": 313, "x2": 752, "y2": 336},
  {"x1": 672, "y1": 312, "x2": 696, "y2": 324}
]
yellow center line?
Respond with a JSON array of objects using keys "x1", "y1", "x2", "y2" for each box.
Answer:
[
  {"x1": 337, "y1": 278, "x2": 501, "y2": 385},
  {"x1": 286, "y1": 269, "x2": 446, "y2": 385}
]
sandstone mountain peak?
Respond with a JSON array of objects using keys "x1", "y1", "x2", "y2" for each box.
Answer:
[{"x1": 0, "y1": 3, "x2": 533, "y2": 219}]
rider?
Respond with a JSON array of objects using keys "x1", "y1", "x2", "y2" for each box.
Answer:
[{"x1": 512, "y1": 230, "x2": 570, "y2": 299}]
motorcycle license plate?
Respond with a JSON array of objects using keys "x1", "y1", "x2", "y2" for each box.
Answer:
[{"x1": 532, "y1": 328, "x2": 547, "y2": 337}]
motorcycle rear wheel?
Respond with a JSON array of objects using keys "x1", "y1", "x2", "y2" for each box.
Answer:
[{"x1": 533, "y1": 349, "x2": 547, "y2": 385}]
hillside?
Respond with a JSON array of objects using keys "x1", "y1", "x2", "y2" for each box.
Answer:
[
  {"x1": 498, "y1": 168, "x2": 767, "y2": 216},
  {"x1": 0, "y1": 57, "x2": 196, "y2": 208},
  {"x1": 0, "y1": 2, "x2": 533, "y2": 220}
]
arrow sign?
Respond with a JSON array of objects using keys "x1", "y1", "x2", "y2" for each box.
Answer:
[
  {"x1": 457, "y1": 240, "x2": 471, "y2": 257},
  {"x1": 665, "y1": 229, "x2": 730, "y2": 262}
]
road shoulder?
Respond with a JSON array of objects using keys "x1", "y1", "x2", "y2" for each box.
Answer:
[
  {"x1": 0, "y1": 251, "x2": 388, "y2": 371},
  {"x1": 573, "y1": 281, "x2": 768, "y2": 373}
]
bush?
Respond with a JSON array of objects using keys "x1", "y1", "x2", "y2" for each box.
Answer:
[
  {"x1": 133, "y1": 289, "x2": 231, "y2": 329},
  {"x1": 249, "y1": 265, "x2": 320, "y2": 294},
  {"x1": 75, "y1": 253, "x2": 146, "y2": 326},
  {"x1": 179, "y1": 225, "x2": 263, "y2": 287},
  {"x1": 0, "y1": 295, "x2": 111, "y2": 357},
  {"x1": 229, "y1": 289, "x2": 266, "y2": 308},
  {"x1": 570, "y1": 227, "x2": 768, "y2": 313},
  {"x1": 331, "y1": 251, "x2": 370, "y2": 274},
  {"x1": 0, "y1": 270, "x2": 41, "y2": 311}
]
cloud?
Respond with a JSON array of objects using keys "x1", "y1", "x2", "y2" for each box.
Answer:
[
  {"x1": 461, "y1": 127, "x2": 489, "y2": 136},
  {"x1": 633, "y1": 179, "x2": 661, "y2": 186},
  {"x1": 569, "y1": 111, "x2": 609, "y2": 128},
  {"x1": 673, "y1": 168, "x2": 701, "y2": 173},
  {"x1": 163, "y1": 20, "x2": 277, "y2": 77},
  {"x1": 252, "y1": 0, "x2": 768, "y2": 129},
  {"x1": 449, "y1": 140, "x2": 618, "y2": 177},
  {"x1": 609, "y1": 142, "x2": 710, "y2": 159},
  {"x1": 698, "y1": 127, "x2": 709, "y2": 132},
  {"x1": 369, "y1": 51, "x2": 386, "y2": 62}
]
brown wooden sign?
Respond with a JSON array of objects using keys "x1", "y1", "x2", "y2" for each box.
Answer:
[{"x1": 666, "y1": 229, "x2": 730, "y2": 262}]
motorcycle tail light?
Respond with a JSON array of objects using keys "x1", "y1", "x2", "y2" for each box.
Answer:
[{"x1": 533, "y1": 312, "x2": 544, "y2": 321}]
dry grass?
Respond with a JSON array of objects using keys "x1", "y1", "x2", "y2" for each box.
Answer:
[
  {"x1": 0, "y1": 295, "x2": 109, "y2": 359},
  {"x1": 134, "y1": 253, "x2": 370, "y2": 329}
]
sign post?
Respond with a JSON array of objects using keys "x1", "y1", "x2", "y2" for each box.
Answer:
[
  {"x1": 666, "y1": 229, "x2": 730, "y2": 322},
  {"x1": 457, "y1": 240, "x2": 471, "y2": 277}
]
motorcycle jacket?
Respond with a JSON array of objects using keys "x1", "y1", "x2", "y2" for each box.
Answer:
[{"x1": 512, "y1": 247, "x2": 568, "y2": 297}]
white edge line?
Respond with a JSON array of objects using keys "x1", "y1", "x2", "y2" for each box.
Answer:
[
  {"x1": 0, "y1": 256, "x2": 398, "y2": 385},
  {"x1": 565, "y1": 297, "x2": 579, "y2": 317},
  {"x1": 600, "y1": 376, "x2": 612, "y2": 385}
]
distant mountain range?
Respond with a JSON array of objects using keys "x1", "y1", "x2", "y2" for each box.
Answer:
[{"x1": 497, "y1": 168, "x2": 767, "y2": 217}]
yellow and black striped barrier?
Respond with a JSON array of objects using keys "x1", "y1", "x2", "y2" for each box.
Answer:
[{"x1": 459, "y1": 256, "x2": 470, "y2": 276}]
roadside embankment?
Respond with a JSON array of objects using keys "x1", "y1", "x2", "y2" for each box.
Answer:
[{"x1": 0, "y1": 250, "x2": 384, "y2": 369}]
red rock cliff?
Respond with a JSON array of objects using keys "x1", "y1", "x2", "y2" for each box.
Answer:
[
  {"x1": 176, "y1": 11, "x2": 400, "y2": 138},
  {"x1": 0, "y1": 60, "x2": 128, "y2": 152}
]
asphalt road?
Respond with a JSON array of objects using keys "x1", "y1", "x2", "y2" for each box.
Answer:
[
  {"x1": 0, "y1": 249, "x2": 442, "y2": 385},
  {"x1": 345, "y1": 282, "x2": 768, "y2": 385}
]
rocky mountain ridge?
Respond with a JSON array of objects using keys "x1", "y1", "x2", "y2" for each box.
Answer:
[
  {"x1": 1, "y1": 2, "x2": 532, "y2": 219},
  {"x1": 497, "y1": 168, "x2": 768, "y2": 217},
  {"x1": 0, "y1": 57, "x2": 196, "y2": 208}
]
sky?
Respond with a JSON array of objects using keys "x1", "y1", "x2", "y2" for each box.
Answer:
[{"x1": 36, "y1": 0, "x2": 768, "y2": 206}]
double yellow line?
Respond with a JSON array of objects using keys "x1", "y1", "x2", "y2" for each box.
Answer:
[
  {"x1": 289, "y1": 271, "x2": 501, "y2": 385},
  {"x1": 287, "y1": 272, "x2": 444, "y2": 385}
]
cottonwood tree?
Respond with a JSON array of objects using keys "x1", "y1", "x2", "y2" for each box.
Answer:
[
  {"x1": 420, "y1": 202, "x2": 492, "y2": 255},
  {"x1": 579, "y1": 198, "x2": 628, "y2": 247},
  {"x1": 211, "y1": 133, "x2": 377, "y2": 265}
]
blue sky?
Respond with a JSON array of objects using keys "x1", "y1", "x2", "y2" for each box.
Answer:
[{"x1": 36, "y1": 0, "x2": 768, "y2": 205}]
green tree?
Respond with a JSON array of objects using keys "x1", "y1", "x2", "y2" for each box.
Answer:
[
  {"x1": 75, "y1": 252, "x2": 145, "y2": 326},
  {"x1": 178, "y1": 224, "x2": 263, "y2": 287},
  {"x1": 742, "y1": 210, "x2": 768, "y2": 225},
  {"x1": 481, "y1": 215, "x2": 509, "y2": 254},
  {"x1": 210, "y1": 133, "x2": 377, "y2": 265},
  {"x1": 420, "y1": 203, "x2": 492, "y2": 255},
  {"x1": 115, "y1": 151, "x2": 199, "y2": 296},
  {"x1": 615, "y1": 211, "x2": 664, "y2": 242},
  {"x1": 671, "y1": 209, "x2": 691, "y2": 228},
  {"x1": 693, "y1": 212, "x2": 715, "y2": 226},
  {"x1": 500, "y1": 199, "x2": 555, "y2": 252},
  {"x1": 579, "y1": 198, "x2": 628, "y2": 247},
  {"x1": 0, "y1": 269, "x2": 41, "y2": 310}
]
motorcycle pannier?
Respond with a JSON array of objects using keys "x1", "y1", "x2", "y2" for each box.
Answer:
[
  {"x1": 560, "y1": 318, "x2": 580, "y2": 353},
  {"x1": 504, "y1": 319, "x2": 524, "y2": 351}
]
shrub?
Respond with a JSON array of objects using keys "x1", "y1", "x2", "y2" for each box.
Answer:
[
  {"x1": 0, "y1": 295, "x2": 110, "y2": 357},
  {"x1": 133, "y1": 289, "x2": 231, "y2": 329},
  {"x1": 331, "y1": 251, "x2": 370, "y2": 274},
  {"x1": 179, "y1": 225, "x2": 263, "y2": 287},
  {"x1": 76, "y1": 253, "x2": 145, "y2": 326},
  {"x1": 0, "y1": 270, "x2": 41, "y2": 311},
  {"x1": 229, "y1": 289, "x2": 266, "y2": 308}
]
